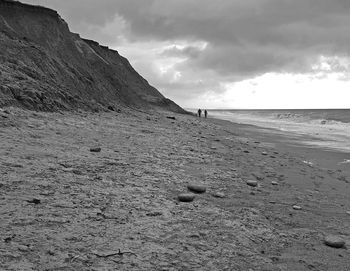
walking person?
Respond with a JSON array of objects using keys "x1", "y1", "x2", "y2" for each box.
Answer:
[
  {"x1": 204, "y1": 110, "x2": 208, "y2": 118},
  {"x1": 197, "y1": 109, "x2": 202, "y2": 117}
]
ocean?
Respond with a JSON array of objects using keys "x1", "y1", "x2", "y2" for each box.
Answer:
[{"x1": 206, "y1": 109, "x2": 350, "y2": 154}]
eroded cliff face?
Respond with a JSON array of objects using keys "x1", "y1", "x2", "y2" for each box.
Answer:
[{"x1": 0, "y1": 0, "x2": 185, "y2": 112}]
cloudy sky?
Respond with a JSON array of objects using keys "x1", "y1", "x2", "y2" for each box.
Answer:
[{"x1": 24, "y1": 0, "x2": 350, "y2": 109}]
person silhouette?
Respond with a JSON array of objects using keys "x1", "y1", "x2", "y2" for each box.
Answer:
[
  {"x1": 204, "y1": 110, "x2": 208, "y2": 118},
  {"x1": 197, "y1": 109, "x2": 202, "y2": 117}
]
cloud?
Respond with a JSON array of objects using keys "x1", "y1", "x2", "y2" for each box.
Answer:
[
  {"x1": 23, "y1": 0, "x2": 350, "y2": 75},
  {"x1": 21, "y1": 0, "x2": 350, "y2": 108}
]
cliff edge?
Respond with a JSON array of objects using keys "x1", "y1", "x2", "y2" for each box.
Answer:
[{"x1": 0, "y1": 0, "x2": 186, "y2": 113}]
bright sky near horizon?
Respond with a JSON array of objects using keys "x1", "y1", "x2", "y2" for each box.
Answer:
[{"x1": 24, "y1": 0, "x2": 350, "y2": 109}]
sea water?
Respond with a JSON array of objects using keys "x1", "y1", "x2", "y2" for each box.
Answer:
[{"x1": 207, "y1": 109, "x2": 350, "y2": 153}]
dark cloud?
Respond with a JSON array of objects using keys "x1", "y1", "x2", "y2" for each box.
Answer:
[{"x1": 22, "y1": 0, "x2": 350, "y2": 105}]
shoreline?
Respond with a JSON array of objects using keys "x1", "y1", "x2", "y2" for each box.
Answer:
[
  {"x1": 0, "y1": 107, "x2": 349, "y2": 270},
  {"x1": 207, "y1": 115, "x2": 350, "y2": 176}
]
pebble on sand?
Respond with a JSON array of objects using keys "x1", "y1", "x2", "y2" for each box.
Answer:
[
  {"x1": 271, "y1": 181, "x2": 278, "y2": 185},
  {"x1": 187, "y1": 184, "x2": 207, "y2": 194},
  {"x1": 212, "y1": 192, "x2": 225, "y2": 198},
  {"x1": 178, "y1": 193, "x2": 195, "y2": 202},
  {"x1": 324, "y1": 235, "x2": 346, "y2": 248},
  {"x1": 90, "y1": 147, "x2": 102, "y2": 153},
  {"x1": 292, "y1": 205, "x2": 302, "y2": 210},
  {"x1": 26, "y1": 198, "x2": 41, "y2": 204},
  {"x1": 246, "y1": 180, "x2": 258, "y2": 187}
]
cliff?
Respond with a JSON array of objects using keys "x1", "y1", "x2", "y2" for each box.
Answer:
[{"x1": 0, "y1": 0, "x2": 185, "y2": 112}]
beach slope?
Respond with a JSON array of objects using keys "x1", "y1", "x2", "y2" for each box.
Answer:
[{"x1": 0, "y1": 108, "x2": 349, "y2": 270}]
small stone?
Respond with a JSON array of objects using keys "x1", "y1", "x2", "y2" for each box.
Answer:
[
  {"x1": 90, "y1": 147, "x2": 101, "y2": 153},
  {"x1": 47, "y1": 250, "x2": 55, "y2": 256},
  {"x1": 243, "y1": 150, "x2": 250, "y2": 153},
  {"x1": 187, "y1": 184, "x2": 206, "y2": 194},
  {"x1": 269, "y1": 201, "x2": 276, "y2": 204},
  {"x1": 92, "y1": 250, "x2": 121, "y2": 257},
  {"x1": 17, "y1": 244, "x2": 30, "y2": 252},
  {"x1": 246, "y1": 180, "x2": 258, "y2": 187},
  {"x1": 26, "y1": 198, "x2": 41, "y2": 204},
  {"x1": 346, "y1": 211, "x2": 350, "y2": 216},
  {"x1": 178, "y1": 193, "x2": 195, "y2": 202},
  {"x1": 271, "y1": 181, "x2": 278, "y2": 185},
  {"x1": 292, "y1": 205, "x2": 302, "y2": 210},
  {"x1": 199, "y1": 230, "x2": 209, "y2": 236},
  {"x1": 188, "y1": 233, "x2": 201, "y2": 238},
  {"x1": 324, "y1": 235, "x2": 346, "y2": 248},
  {"x1": 262, "y1": 152, "x2": 268, "y2": 155},
  {"x1": 212, "y1": 192, "x2": 225, "y2": 198},
  {"x1": 146, "y1": 211, "x2": 163, "y2": 217}
]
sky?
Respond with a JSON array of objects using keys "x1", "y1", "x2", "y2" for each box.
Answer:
[{"x1": 23, "y1": 0, "x2": 350, "y2": 109}]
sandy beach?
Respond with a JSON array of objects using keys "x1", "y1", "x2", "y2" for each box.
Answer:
[{"x1": 0, "y1": 108, "x2": 349, "y2": 270}]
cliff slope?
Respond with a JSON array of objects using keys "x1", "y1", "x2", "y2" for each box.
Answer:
[{"x1": 0, "y1": 0, "x2": 185, "y2": 112}]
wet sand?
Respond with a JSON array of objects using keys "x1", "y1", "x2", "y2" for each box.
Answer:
[{"x1": 0, "y1": 108, "x2": 349, "y2": 270}]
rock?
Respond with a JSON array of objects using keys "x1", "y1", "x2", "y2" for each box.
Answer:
[
  {"x1": 243, "y1": 150, "x2": 250, "y2": 153},
  {"x1": 252, "y1": 173, "x2": 264, "y2": 181},
  {"x1": 212, "y1": 192, "x2": 225, "y2": 198},
  {"x1": 90, "y1": 147, "x2": 101, "y2": 153},
  {"x1": 292, "y1": 205, "x2": 302, "y2": 210},
  {"x1": 47, "y1": 250, "x2": 55, "y2": 256},
  {"x1": 92, "y1": 250, "x2": 122, "y2": 257},
  {"x1": 26, "y1": 198, "x2": 41, "y2": 204},
  {"x1": 262, "y1": 152, "x2": 268, "y2": 155},
  {"x1": 178, "y1": 193, "x2": 195, "y2": 202},
  {"x1": 271, "y1": 181, "x2": 278, "y2": 186},
  {"x1": 246, "y1": 180, "x2": 258, "y2": 187},
  {"x1": 17, "y1": 244, "x2": 30, "y2": 252},
  {"x1": 4, "y1": 234, "x2": 15, "y2": 243},
  {"x1": 346, "y1": 211, "x2": 350, "y2": 216},
  {"x1": 146, "y1": 211, "x2": 163, "y2": 217},
  {"x1": 187, "y1": 184, "x2": 206, "y2": 194},
  {"x1": 107, "y1": 105, "x2": 115, "y2": 111},
  {"x1": 324, "y1": 235, "x2": 346, "y2": 248},
  {"x1": 188, "y1": 233, "x2": 201, "y2": 238},
  {"x1": 166, "y1": 116, "x2": 176, "y2": 120}
]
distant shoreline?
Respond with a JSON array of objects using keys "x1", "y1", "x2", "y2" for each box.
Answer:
[{"x1": 205, "y1": 114, "x2": 350, "y2": 177}]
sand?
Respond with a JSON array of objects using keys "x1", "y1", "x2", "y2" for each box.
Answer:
[{"x1": 0, "y1": 107, "x2": 349, "y2": 270}]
